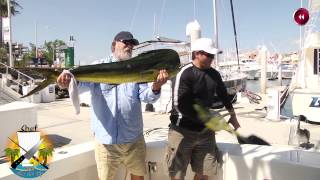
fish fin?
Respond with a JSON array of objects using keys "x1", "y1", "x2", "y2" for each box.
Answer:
[
  {"x1": 139, "y1": 69, "x2": 158, "y2": 82},
  {"x1": 153, "y1": 70, "x2": 159, "y2": 81},
  {"x1": 140, "y1": 69, "x2": 156, "y2": 75},
  {"x1": 137, "y1": 82, "x2": 148, "y2": 84},
  {"x1": 21, "y1": 78, "x2": 55, "y2": 98}
]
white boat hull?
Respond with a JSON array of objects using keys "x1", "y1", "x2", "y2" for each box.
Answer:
[
  {"x1": 242, "y1": 69, "x2": 259, "y2": 80},
  {"x1": 292, "y1": 88, "x2": 320, "y2": 123},
  {"x1": 255, "y1": 71, "x2": 278, "y2": 80},
  {"x1": 1, "y1": 133, "x2": 320, "y2": 180}
]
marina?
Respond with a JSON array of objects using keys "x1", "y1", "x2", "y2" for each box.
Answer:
[{"x1": 1, "y1": 0, "x2": 320, "y2": 179}]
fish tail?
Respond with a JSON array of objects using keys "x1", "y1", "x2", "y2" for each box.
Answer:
[
  {"x1": 21, "y1": 78, "x2": 55, "y2": 98},
  {"x1": 20, "y1": 69, "x2": 60, "y2": 98}
]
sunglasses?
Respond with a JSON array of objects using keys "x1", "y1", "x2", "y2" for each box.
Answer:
[
  {"x1": 199, "y1": 51, "x2": 215, "y2": 59},
  {"x1": 119, "y1": 39, "x2": 135, "y2": 46}
]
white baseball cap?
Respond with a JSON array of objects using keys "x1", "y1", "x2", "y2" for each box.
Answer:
[{"x1": 191, "y1": 38, "x2": 222, "y2": 55}]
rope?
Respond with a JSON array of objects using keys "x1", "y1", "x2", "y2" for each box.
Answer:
[
  {"x1": 236, "y1": 110, "x2": 266, "y2": 119},
  {"x1": 241, "y1": 90, "x2": 262, "y2": 104},
  {"x1": 144, "y1": 127, "x2": 168, "y2": 141}
]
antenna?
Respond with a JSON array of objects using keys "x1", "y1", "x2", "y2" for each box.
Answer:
[
  {"x1": 158, "y1": 0, "x2": 167, "y2": 36},
  {"x1": 300, "y1": 0, "x2": 303, "y2": 50},
  {"x1": 212, "y1": 0, "x2": 218, "y2": 53},
  {"x1": 193, "y1": 0, "x2": 196, "y2": 20},
  {"x1": 153, "y1": 13, "x2": 157, "y2": 38},
  {"x1": 129, "y1": 0, "x2": 142, "y2": 31}
]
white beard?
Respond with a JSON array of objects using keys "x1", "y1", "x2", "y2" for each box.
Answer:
[{"x1": 114, "y1": 48, "x2": 132, "y2": 61}]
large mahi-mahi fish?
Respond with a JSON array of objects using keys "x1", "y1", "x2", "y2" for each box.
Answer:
[{"x1": 21, "y1": 49, "x2": 181, "y2": 98}]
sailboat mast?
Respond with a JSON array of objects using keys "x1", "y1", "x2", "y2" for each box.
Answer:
[
  {"x1": 229, "y1": 0, "x2": 241, "y2": 71},
  {"x1": 212, "y1": 0, "x2": 219, "y2": 64}
]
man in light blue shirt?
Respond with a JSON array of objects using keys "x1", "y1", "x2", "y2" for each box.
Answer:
[{"x1": 57, "y1": 31, "x2": 169, "y2": 180}]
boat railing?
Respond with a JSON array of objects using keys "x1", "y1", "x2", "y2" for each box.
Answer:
[
  {"x1": 280, "y1": 85, "x2": 290, "y2": 108},
  {"x1": 0, "y1": 62, "x2": 35, "y2": 93}
]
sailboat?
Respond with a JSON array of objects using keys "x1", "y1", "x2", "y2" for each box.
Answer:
[{"x1": 133, "y1": 1, "x2": 247, "y2": 112}]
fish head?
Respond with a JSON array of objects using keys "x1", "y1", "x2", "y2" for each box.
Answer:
[{"x1": 193, "y1": 104, "x2": 233, "y2": 133}]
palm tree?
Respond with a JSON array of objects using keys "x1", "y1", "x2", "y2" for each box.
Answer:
[
  {"x1": 0, "y1": 0, "x2": 22, "y2": 47},
  {"x1": 4, "y1": 147, "x2": 20, "y2": 164},
  {"x1": 43, "y1": 40, "x2": 66, "y2": 65},
  {"x1": 38, "y1": 147, "x2": 54, "y2": 166},
  {"x1": 0, "y1": 0, "x2": 21, "y2": 16}
]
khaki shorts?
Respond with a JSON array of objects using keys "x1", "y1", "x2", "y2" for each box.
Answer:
[
  {"x1": 166, "y1": 126, "x2": 219, "y2": 179},
  {"x1": 94, "y1": 136, "x2": 146, "y2": 180}
]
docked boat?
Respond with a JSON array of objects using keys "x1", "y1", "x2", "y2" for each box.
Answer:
[
  {"x1": 291, "y1": 35, "x2": 320, "y2": 123},
  {"x1": 219, "y1": 59, "x2": 260, "y2": 80},
  {"x1": 133, "y1": 36, "x2": 246, "y2": 111},
  {"x1": 1, "y1": 1, "x2": 320, "y2": 180},
  {"x1": 240, "y1": 59, "x2": 260, "y2": 80},
  {"x1": 254, "y1": 62, "x2": 279, "y2": 80},
  {"x1": 290, "y1": 4, "x2": 320, "y2": 124},
  {"x1": 281, "y1": 63, "x2": 296, "y2": 79}
]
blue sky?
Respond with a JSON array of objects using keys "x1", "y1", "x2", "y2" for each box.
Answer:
[{"x1": 12, "y1": 0, "x2": 307, "y2": 65}]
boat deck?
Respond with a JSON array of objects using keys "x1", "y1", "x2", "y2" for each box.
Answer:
[
  {"x1": 35, "y1": 92, "x2": 320, "y2": 151},
  {"x1": 1, "y1": 89, "x2": 319, "y2": 166},
  {"x1": 1, "y1": 91, "x2": 320, "y2": 180}
]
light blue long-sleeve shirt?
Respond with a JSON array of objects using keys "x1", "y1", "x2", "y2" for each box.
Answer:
[{"x1": 78, "y1": 55, "x2": 160, "y2": 144}]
